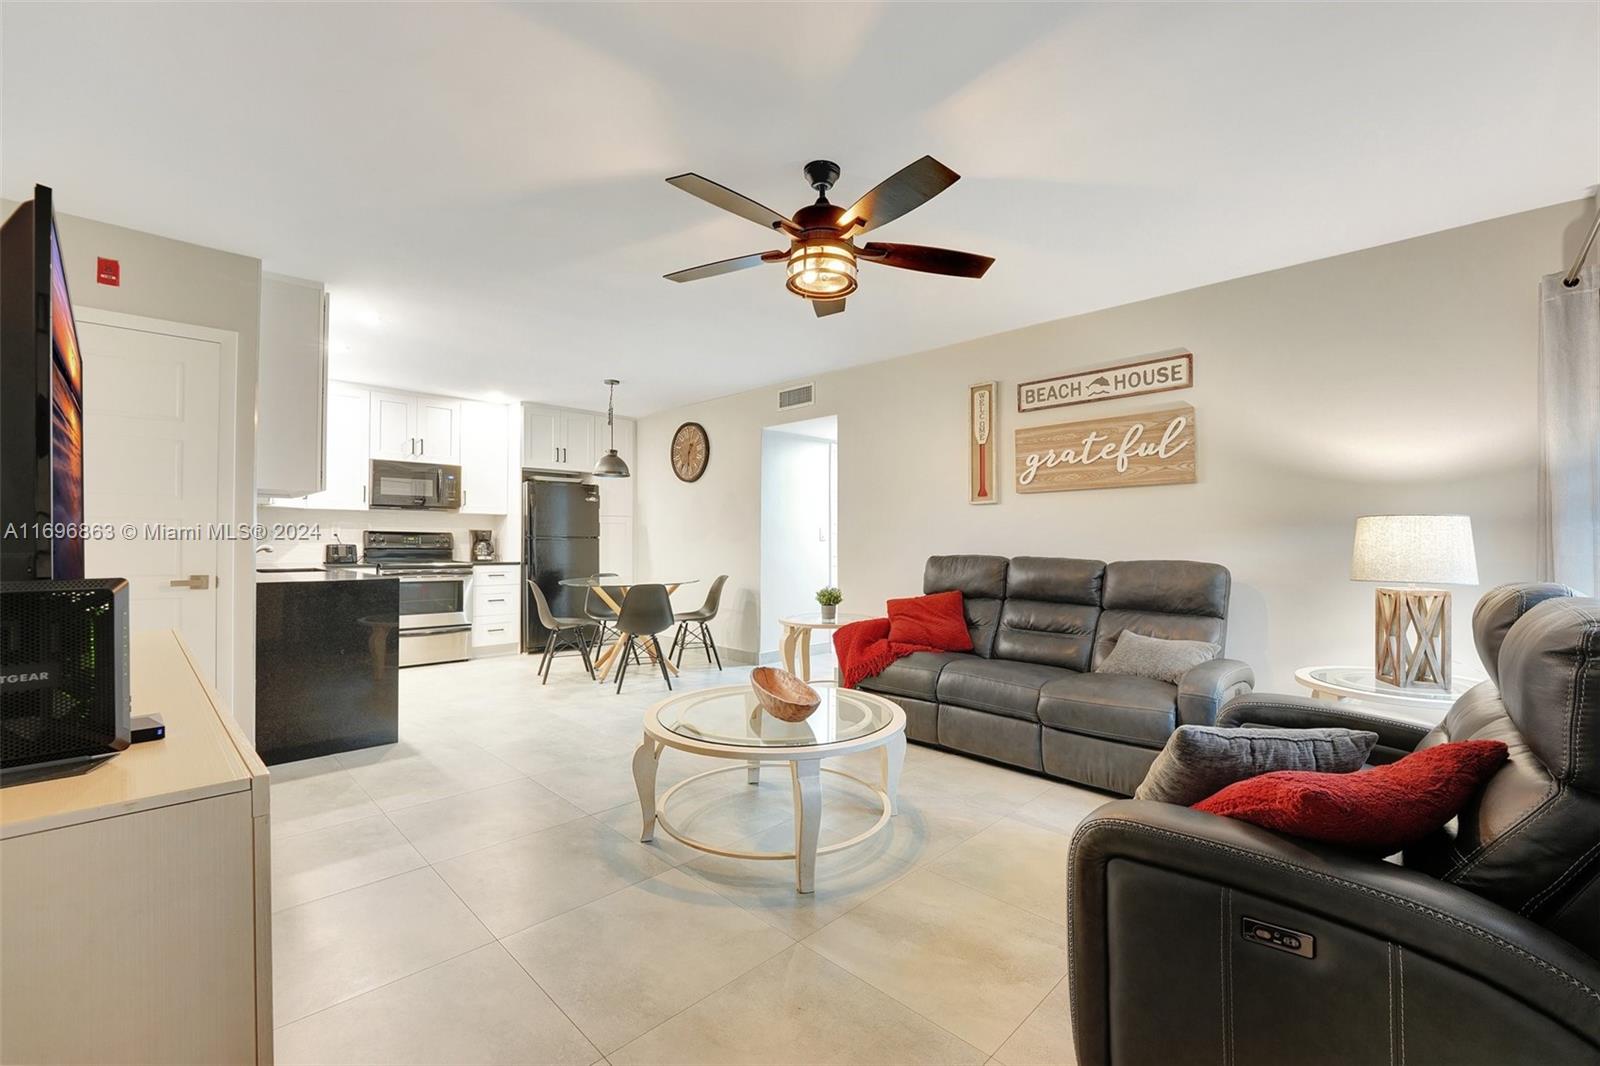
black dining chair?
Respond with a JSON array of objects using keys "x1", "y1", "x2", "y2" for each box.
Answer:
[
  {"x1": 528, "y1": 580, "x2": 594, "y2": 684},
  {"x1": 583, "y1": 577, "x2": 636, "y2": 663},
  {"x1": 612, "y1": 584, "x2": 676, "y2": 693},
  {"x1": 669, "y1": 574, "x2": 728, "y2": 669}
]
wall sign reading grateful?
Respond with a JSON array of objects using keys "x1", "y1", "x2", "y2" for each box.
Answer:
[
  {"x1": 1017, "y1": 350, "x2": 1193, "y2": 412},
  {"x1": 1015, "y1": 403, "x2": 1196, "y2": 493}
]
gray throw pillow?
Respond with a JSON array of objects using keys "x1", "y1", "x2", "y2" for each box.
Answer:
[
  {"x1": 1097, "y1": 629, "x2": 1220, "y2": 684},
  {"x1": 1135, "y1": 724, "x2": 1380, "y2": 806}
]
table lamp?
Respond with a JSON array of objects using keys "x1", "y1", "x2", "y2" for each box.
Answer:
[{"x1": 1350, "y1": 514, "x2": 1478, "y2": 690}]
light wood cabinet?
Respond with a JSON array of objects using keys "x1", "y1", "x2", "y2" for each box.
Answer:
[
  {"x1": 1, "y1": 631, "x2": 272, "y2": 1065},
  {"x1": 256, "y1": 274, "x2": 329, "y2": 498}
]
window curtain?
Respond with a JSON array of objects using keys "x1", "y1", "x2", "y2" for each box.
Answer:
[{"x1": 1538, "y1": 264, "x2": 1600, "y2": 594}]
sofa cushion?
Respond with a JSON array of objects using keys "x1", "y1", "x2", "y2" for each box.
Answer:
[
  {"x1": 936, "y1": 658, "x2": 1079, "y2": 722},
  {"x1": 1092, "y1": 560, "x2": 1231, "y2": 668},
  {"x1": 1037, "y1": 673, "x2": 1179, "y2": 748},
  {"x1": 887, "y1": 590, "x2": 973, "y2": 651},
  {"x1": 1135, "y1": 724, "x2": 1379, "y2": 806},
  {"x1": 857, "y1": 650, "x2": 968, "y2": 703},
  {"x1": 924, "y1": 555, "x2": 1007, "y2": 658},
  {"x1": 993, "y1": 556, "x2": 1104, "y2": 670},
  {"x1": 1195, "y1": 739, "x2": 1510, "y2": 853},
  {"x1": 1098, "y1": 630, "x2": 1220, "y2": 684}
]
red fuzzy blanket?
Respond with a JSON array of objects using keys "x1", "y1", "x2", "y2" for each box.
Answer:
[{"x1": 832, "y1": 617, "x2": 939, "y2": 689}]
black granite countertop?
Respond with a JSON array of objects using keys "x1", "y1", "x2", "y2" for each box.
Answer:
[{"x1": 256, "y1": 567, "x2": 395, "y2": 583}]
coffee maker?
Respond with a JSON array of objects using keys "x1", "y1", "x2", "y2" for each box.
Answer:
[{"x1": 469, "y1": 529, "x2": 495, "y2": 561}]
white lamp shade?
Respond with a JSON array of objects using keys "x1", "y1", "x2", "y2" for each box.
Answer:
[{"x1": 1351, "y1": 514, "x2": 1479, "y2": 585}]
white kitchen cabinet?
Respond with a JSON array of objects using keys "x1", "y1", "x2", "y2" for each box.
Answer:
[
  {"x1": 521, "y1": 403, "x2": 598, "y2": 472},
  {"x1": 599, "y1": 515, "x2": 632, "y2": 582},
  {"x1": 459, "y1": 400, "x2": 509, "y2": 515},
  {"x1": 471, "y1": 565, "x2": 519, "y2": 653},
  {"x1": 415, "y1": 397, "x2": 460, "y2": 463},
  {"x1": 267, "y1": 381, "x2": 369, "y2": 510},
  {"x1": 370, "y1": 389, "x2": 460, "y2": 463},
  {"x1": 255, "y1": 274, "x2": 328, "y2": 498},
  {"x1": 302, "y1": 382, "x2": 371, "y2": 509}
]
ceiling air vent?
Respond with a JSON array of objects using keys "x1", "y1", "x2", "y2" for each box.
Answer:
[{"x1": 778, "y1": 383, "x2": 815, "y2": 411}]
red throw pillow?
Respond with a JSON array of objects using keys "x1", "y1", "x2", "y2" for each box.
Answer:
[
  {"x1": 886, "y1": 590, "x2": 973, "y2": 652},
  {"x1": 1193, "y1": 739, "x2": 1509, "y2": 851}
]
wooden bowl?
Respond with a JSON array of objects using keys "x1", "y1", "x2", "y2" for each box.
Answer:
[{"x1": 750, "y1": 667, "x2": 822, "y2": 722}]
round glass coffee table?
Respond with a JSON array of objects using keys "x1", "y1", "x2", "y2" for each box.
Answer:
[{"x1": 632, "y1": 684, "x2": 906, "y2": 893}]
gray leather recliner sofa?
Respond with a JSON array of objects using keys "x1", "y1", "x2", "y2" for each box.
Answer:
[
  {"x1": 856, "y1": 554, "x2": 1254, "y2": 794},
  {"x1": 1066, "y1": 583, "x2": 1600, "y2": 1064}
]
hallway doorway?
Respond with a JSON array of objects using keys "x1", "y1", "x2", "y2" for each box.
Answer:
[{"x1": 758, "y1": 416, "x2": 837, "y2": 662}]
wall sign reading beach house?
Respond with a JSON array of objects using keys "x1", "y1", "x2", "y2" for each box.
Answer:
[
  {"x1": 1015, "y1": 403, "x2": 1197, "y2": 494},
  {"x1": 1017, "y1": 350, "x2": 1193, "y2": 413}
]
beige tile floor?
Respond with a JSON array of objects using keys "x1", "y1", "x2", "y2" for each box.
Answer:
[{"x1": 270, "y1": 647, "x2": 1107, "y2": 1065}]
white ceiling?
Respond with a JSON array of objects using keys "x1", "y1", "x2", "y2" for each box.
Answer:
[{"x1": 4, "y1": 2, "x2": 1595, "y2": 416}]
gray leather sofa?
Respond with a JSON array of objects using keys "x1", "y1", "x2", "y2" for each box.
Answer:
[
  {"x1": 1067, "y1": 584, "x2": 1600, "y2": 1065},
  {"x1": 857, "y1": 555, "x2": 1254, "y2": 795}
]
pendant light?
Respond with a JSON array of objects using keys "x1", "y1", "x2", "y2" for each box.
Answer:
[{"x1": 593, "y1": 378, "x2": 630, "y2": 478}]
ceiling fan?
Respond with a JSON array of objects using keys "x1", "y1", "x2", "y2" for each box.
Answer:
[{"x1": 663, "y1": 156, "x2": 995, "y2": 317}]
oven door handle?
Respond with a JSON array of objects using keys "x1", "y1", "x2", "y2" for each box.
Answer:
[{"x1": 400, "y1": 624, "x2": 473, "y2": 637}]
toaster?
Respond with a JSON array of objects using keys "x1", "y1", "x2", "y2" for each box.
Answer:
[{"x1": 324, "y1": 542, "x2": 359, "y2": 565}]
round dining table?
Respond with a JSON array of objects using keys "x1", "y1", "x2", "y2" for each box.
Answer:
[{"x1": 557, "y1": 577, "x2": 699, "y2": 682}]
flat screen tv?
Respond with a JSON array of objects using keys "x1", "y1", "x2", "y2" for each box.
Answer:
[{"x1": 1, "y1": 184, "x2": 85, "y2": 580}]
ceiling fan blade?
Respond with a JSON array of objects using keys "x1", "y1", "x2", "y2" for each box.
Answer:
[
  {"x1": 812, "y1": 298, "x2": 847, "y2": 317},
  {"x1": 663, "y1": 250, "x2": 785, "y2": 283},
  {"x1": 839, "y1": 156, "x2": 960, "y2": 235},
  {"x1": 859, "y1": 242, "x2": 994, "y2": 279},
  {"x1": 666, "y1": 173, "x2": 795, "y2": 233}
]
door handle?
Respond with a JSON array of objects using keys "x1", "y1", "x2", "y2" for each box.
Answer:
[{"x1": 170, "y1": 574, "x2": 211, "y2": 590}]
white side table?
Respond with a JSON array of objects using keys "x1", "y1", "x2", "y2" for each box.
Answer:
[
  {"x1": 1293, "y1": 665, "x2": 1478, "y2": 727},
  {"x1": 777, "y1": 611, "x2": 871, "y2": 682}
]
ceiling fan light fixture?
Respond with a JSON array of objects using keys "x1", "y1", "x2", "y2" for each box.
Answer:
[{"x1": 785, "y1": 239, "x2": 857, "y2": 299}]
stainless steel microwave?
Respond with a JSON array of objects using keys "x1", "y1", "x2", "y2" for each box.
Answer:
[{"x1": 369, "y1": 459, "x2": 462, "y2": 511}]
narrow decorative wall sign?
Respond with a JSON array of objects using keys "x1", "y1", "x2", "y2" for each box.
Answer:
[
  {"x1": 970, "y1": 381, "x2": 998, "y2": 504},
  {"x1": 1017, "y1": 350, "x2": 1193, "y2": 412},
  {"x1": 1014, "y1": 403, "x2": 1197, "y2": 494}
]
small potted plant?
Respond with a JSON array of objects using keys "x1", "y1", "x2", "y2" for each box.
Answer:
[{"x1": 815, "y1": 586, "x2": 842, "y2": 622}]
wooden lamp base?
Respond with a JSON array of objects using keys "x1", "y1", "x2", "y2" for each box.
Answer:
[{"x1": 1374, "y1": 586, "x2": 1451, "y2": 690}]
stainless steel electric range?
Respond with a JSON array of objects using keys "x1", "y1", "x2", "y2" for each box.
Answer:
[{"x1": 362, "y1": 530, "x2": 473, "y2": 667}]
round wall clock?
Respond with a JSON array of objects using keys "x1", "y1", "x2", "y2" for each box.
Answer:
[{"x1": 670, "y1": 422, "x2": 710, "y2": 482}]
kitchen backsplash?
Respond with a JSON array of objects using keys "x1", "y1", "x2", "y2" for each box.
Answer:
[{"x1": 257, "y1": 505, "x2": 512, "y2": 567}]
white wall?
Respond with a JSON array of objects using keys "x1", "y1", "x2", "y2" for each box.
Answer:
[
  {"x1": 758, "y1": 428, "x2": 835, "y2": 656},
  {"x1": 6, "y1": 200, "x2": 264, "y2": 733},
  {"x1": 636, "y1": 200, "x2": 1593, "y2": 688}
]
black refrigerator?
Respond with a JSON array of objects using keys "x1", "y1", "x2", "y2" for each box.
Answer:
[{"x1": 522, "y1": 479, "x2": 601, "y2": 652}]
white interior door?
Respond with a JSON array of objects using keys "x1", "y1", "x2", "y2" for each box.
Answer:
[{"x1": 78, "y1": 319, "x2": 224, "y2": 683}]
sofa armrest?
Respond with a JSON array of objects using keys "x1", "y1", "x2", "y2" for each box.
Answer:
[
  {"x1": 1175, "y1": 657, "x2": 1254, "y2": 726},
  {"x1": 1218, "y1": 691, "x2": 1429, "y2": 761},
  {"x1": 1068, "y1": 801, "x2": 1600, "y2": 1065}
]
